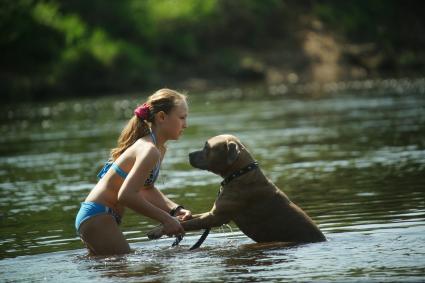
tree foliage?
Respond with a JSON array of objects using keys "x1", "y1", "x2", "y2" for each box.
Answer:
[{"x1": 1, "y1": 0, "x2": 424, "y2": 101}]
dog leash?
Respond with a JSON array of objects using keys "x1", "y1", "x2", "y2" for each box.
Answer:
[
  {"x1": 189, "y1": 228, "x2": 210, "y2": 250},
  {"x1": 170, "y1": 228, "x2": 210, "y2": 249},
  {"x1": 170, "y1": 206, "x2": 184, "y2": 247}
]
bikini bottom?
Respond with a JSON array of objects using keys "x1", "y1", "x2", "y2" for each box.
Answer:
[{"x1": 75, "y1": 201, "x2": 121, "y2": 233}]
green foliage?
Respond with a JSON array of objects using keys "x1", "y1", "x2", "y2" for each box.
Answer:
[
  {"x1": 1, "y1": 0, "x2": 424, "y2": 101},
  {"x1": 313, "y1": 1, "x2": 396, "y2": 42},
  {"x1": 313, "y1": 0, "x2": 425, "y2": 48}
]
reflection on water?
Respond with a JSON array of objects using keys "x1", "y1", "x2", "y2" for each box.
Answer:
[
  {"x1": 1, "y1": 229, "x2": 424, "y2": 282},
  {"x1": 1, "y1": 78, "x2": 425, "y2": 281}
]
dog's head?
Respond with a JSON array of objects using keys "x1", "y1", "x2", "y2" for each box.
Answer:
[{"x1": 189, "y1": 134, "x2": 251, "y2": 176}]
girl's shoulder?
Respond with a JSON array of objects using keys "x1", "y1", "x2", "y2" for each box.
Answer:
[{"x1": 133, "y1": 138, "x2": 161, "y2": 160}]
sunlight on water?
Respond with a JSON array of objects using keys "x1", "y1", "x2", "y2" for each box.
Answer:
[{"x1": 1, "y1": 78, "x2": 425, "y2": 281}]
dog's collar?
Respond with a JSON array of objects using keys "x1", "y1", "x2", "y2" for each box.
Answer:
[{"x1": 221, "y1": 161, "x2": 259, "y2": 186}]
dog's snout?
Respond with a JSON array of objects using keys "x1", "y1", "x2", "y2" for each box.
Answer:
[
  {"x1": 189, "y1": 150, "x2": 208, "y2": 170},
  {"x1": 188, "y1": 151, "x2": 198, "y2": 163},
  {"x1": 188, "y1": 151, "x2": 198, "y2": 165}
]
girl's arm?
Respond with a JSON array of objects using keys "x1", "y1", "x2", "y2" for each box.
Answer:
[
  {"x1": 141, "y1": 187, "x2": 192, "y2": 220},
  {"x1": 140, "y1": 186, "x2": 177, "y2": 213},
  {"x1": 117, "y1": 145, "x2": 184, "y2": 235}
]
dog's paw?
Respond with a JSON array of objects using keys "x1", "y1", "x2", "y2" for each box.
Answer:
[{"x1": 147, "y1": 225, "x2": 164, "y2": 240}]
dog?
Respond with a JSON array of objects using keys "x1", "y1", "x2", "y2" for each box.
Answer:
[{"x1": 148, "y1": 134, "x2": 326, "y2": 245}]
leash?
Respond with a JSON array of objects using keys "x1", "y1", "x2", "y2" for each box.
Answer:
[
  {"x1": 170, "y1": 228, "x2": 210, "y2": 249},
  {"x1": 172, "y1": 161, "x2": 259, "y2": 250},
  {"x1": 170, "y1": 205, "x2": 184, "y2": 247},
  {"x1": 189, "y1": 228, "x2": 210, "y2": 250}
]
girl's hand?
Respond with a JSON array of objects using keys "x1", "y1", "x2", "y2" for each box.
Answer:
[
  {"x1": 162, "y1": 216, "x2": 185, "y2": 237},
  {"x1": 175, "y1": 208, "x2": 192, "y2": 221}
]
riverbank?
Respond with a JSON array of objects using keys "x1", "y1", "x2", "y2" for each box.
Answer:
[{"x1": 174, "y1": 14, "x2": 425, "y2": 94}]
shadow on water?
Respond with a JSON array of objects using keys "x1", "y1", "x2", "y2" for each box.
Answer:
[{"x1": 1, "y1": 78, "x2": 425, "y2": 281}]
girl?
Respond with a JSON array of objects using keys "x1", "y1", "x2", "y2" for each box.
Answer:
[{"x1": 75, "y1": 88, "x2": 191, "y2": 255}]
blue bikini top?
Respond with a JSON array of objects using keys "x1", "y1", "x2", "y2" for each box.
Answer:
[{"x1": 97, "y1": 132, "x2": 161, "y2": 186}]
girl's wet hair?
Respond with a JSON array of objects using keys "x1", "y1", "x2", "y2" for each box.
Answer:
[{"x1": 110, "y1": 88, "x2": 187, "y2": 160}]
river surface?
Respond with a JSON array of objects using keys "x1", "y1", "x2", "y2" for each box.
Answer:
[{"x1": 1, "y1": 78, "x2": 425, "y2": 282}]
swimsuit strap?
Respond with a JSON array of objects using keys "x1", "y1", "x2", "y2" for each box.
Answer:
[
  {"x1": 143, "y1": 130, "x2": 161, "y2": 185},
  {"x1": 151, "y1": 163, "x2": 161, "y2": 180},
  {"x1": 97, "y1": 162, "x2": 113, "y2": 179},
  {"x1": 150, "y1": 131, "x2": 157, "y2": 145},
  {"x1": 111, "y1": 163, "x2": 128, "y2": 179}
]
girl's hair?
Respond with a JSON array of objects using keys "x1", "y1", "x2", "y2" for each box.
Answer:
[{"x1": 110, "y1": 88, "x2": 187, "y2": 160}]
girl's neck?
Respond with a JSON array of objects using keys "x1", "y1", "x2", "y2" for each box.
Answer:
[{"x1": 150, "y1": 126, "x2": 167, "y2": 148}]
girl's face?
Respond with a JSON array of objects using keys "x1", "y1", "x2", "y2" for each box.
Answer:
[{"x1": 163, "y1": 100, "x2": 188, "y2": 140}]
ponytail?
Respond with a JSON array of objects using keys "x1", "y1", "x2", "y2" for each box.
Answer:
[{"x1": 110, "y1": 88, "x2": 187, "y2": 160}]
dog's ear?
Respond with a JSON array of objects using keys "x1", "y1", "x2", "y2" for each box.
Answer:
[{"x1": 227, "y1": 141, "x2": 240, "y2": 164}]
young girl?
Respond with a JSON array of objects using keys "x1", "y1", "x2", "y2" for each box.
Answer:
[{"x1": 75, "y1": 88, "x2": 191, "y2": 255}]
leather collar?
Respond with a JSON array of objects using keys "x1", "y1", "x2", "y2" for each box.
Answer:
[{"x1": 221, "y1": 161, "x2": 259, "y2": 186}]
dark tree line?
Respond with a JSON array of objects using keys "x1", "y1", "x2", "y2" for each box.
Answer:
[{"x1": 1, "y1": 0, "x2": 424, "y2": 102}]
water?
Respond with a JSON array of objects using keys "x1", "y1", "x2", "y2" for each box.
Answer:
[{"x1": 1, "y1": 78, "x2": 425, "y2": 282}]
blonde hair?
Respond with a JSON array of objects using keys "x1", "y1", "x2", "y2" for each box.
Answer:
[{"x1": 110, "y1": 88, "x2": 187, "y2": 160}]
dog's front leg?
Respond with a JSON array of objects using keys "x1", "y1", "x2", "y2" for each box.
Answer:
[
  {"x1": 190, "y1": 213, "x2": 203, "y2": 219},
  {"x1": 147, "y1": 191, "x2": 239, "y2": 240},
  {"x1": 181, "y1": 211, "x2": 229, "y2": 231},
  {"x1": 146, "y1": 211, "x2": 229, "y2": 240}
]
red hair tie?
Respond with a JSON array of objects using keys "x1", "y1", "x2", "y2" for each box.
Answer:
[{"x1": 134, "y1": 103, "x2": 151, "y2": 120}]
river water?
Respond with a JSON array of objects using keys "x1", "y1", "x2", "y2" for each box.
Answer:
[{"x1": 1, "y1": 78, "x2": 425, "y2": 282}]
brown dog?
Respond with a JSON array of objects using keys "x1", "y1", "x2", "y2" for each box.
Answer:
[{"x1": 148, "y1": 134, "x2": 326, "y2": 244}]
